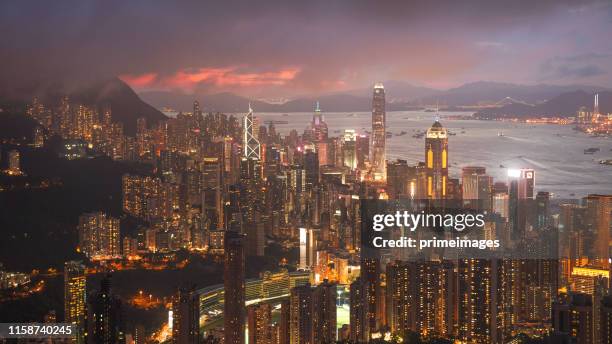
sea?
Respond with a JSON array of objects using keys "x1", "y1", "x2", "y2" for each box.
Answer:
[{"x1": 253, "y1": 111, "x2": 612, "y2": 199}]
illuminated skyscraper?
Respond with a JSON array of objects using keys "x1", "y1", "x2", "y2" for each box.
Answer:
[
  {"x1": 7, "y1": 149, "x2": 21, "y2": 175},
  {"x1": 371, "y1": 83, "x2": 386, "y2": 181},
  {"x1": 64, "y1": 261, "x2": 86, "y2": 344},
  {"x1": 224, "y1": 231, "x2": 246, "y2": 344},
  {"x1": 87, "y1": 275, "x2": 124, "y2": 344},
  {"x1": 507, "y1": 168, "x2": 535, "y2": 238},
  {"x1": 243, "y1": 104, "x2": 261, "y2": 159},
  {"x1": 248, "y1": 303, "x2": 272, "y2": 344},
  {"x1": 425, "y1": 120, "x2": 448, "y2": 199},
  {"x1": 601, "y1": 295, "x2": 612, "y2": 343},
  {"x1": 172, "y1": 288, "x2": 200, "y2": 344},
  {"x1": 461, "y1": 166, "x2": 492, "y2": 209},
  {"x1": 78, "y1": 212, "x2": 121, "y2": 260},
  {"x1": 289, "y1": 282, "x2": 337, "y2": 344},
  {"x1": 310, "y1": 102, "x2": 328, "y2": 143},
  {"x1": 552, "y1": 293, "x2": 593, "y2": 344},
  {"x1": 312, "y1": 281, "x2": 337, "y2": 343},
  {"x1": 342, "y1": 130, "x2": 357, "y2": 170},
  {"x1": 584, "y1": 194, "x2": 612, "y2": 268}
]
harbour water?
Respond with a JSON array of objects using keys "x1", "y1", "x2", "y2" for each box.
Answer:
[{"x1": 256, "y1": 111, "x2": 612, "y2": 198}]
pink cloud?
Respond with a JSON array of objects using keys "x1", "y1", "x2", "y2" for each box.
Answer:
[{"x1": 121, "y1": 66, "x2": 300, "y2": 92}]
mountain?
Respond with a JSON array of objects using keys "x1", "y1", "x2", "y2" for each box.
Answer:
[
  {"x1": 60, "y1": 78, "x2": 167, "y2": 135},
  {"x1": 415, "y1": 81, "x2": 606, "y2": 106},
  {"x1": 338, "y1": 80, "x2": 440, "y2": 102},
  {"x1": 475, "y1": 90, "x2": 612, "y2": 118},
  {"x1": 0, "y1": 78, "x2": 167, "y2": 136},
  {"x1": 139, "y1": 81, "x2": 608, "y2": 113}
]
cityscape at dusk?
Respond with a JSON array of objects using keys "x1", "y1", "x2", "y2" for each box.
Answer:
[{"x1": 1, "y1": 1, "x2": 612, "y2": 344}]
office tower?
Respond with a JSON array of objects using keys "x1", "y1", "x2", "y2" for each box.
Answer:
[
  {"x1": 224, "y1": 231, "x2": 246, "y2": 344},
  {"x1": 507, "y1": 168, "x2": 535, "y2": 199},
  {"x1": 342, "y1": 129, "x2": 357, "y2": 170},
  {"x1": 202, "y1": 157, "x2": 223, "y2": 230},
  {"x1": 594, "y1": 93, "x2": 600, "y2": 122},
  {"x1": 64, "y1": 261, "x2": 86, "y2": 344},
  {"x1": 371, "y1": 83, "x2": 386, "y2": 181},
  {"x1": 247, "y1": 303, "x2": 272, "y2": 344},
  {"x1": 7, "y1": 149, "x2": 21, "y2": 175},
  {"x1": 33, "y1": 126, "x2": 45, "y2": 147},
  {"x1": 247, "y1": 221, "x2": 265, "y2": 257},
  {"x1": 172, "y1": 288, "x2": 200, "y2": 344},
  {"x1": 424, "y1": 120, "x2": 448, "y2": 199},
  {"x1": 356, "y1": 134, "x2": 369, "y2": 169},
  {"x1": 310, "y1": 102, "x2": 328, "y2": 143},
  {"x1": 492, "y1": 182, "x2": 509, "y2": 219},
  {"x1": 386, "y1": 159, "x2": 417, "y2": 199},
  {"x1": 303, "y1": 149, "x2": 319, "y2": 190},
  {"x1": 87, "y1": 275, "x2": 123, "y2": 344},
  {"x1": 553, "y1": 293, "x2": 593, "y2": 344},
  {"x1": 299, "y1": 228, "x2": 316, "y2": 270},
  {"x1": 584, "y1": 195, "x2": 612, "y2": 268},
  {"x1": 535, "y1": 191, "x2": 551, "y2": 229},
  {"x1": 461, "y1": 166, "x2": 492, "y2": 210},
  {"x1": 78, "y1": 212, "x2": 120, "y2": 260},
  {"x1": 243, "y1": 104, "x2": 261, "y2": 159},
  {"x1": 508, "y1": 168, "x2": 535, "y2": 238}
]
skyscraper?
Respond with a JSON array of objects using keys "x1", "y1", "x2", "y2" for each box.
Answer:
[
  {"x1": 224, "y1": 231, "x2": 246, "y2": 344},
  {"x1": 247, "y1": 303, "x2": 272, "y2": 344},
  {"x1": 342, "y1": 129, "x2": 357, "y2": 170},
  {"x1": 172, "y1": 288, "x2": 200, "y2": 344},
  {"x1": 87, "y1": 275, "x2": 123, "y2": 344},
  {"x1": 371, "y1": 83, "x2": 386, "y2": 181},
  {"x1": 288, "y1": 282, "x2": 337, "y2": 344},
  {"x1": 310, "y1": 101, "x2": 328, "y2": 143},
  {"x1": 461, "y1": 166, "x2": 492, "y2": 210},
  {"x1": 425, "y1": 120, "x2": 448, "y2": 199},
  {"x1": 78, "y1": 212, "x2": 121, "y2": 260},
  {"x1": 64, "y1": 261, "x2": 87, "y2": 344},
  {"x1": 243, "y1": 104, "x2": 261, "y2": 159}
]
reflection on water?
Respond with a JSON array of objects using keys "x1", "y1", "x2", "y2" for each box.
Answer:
[{"x1": 257, "y1": 111, "x2": 612, "y2": 198}]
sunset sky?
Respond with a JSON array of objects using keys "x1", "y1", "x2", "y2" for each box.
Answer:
[{"x1": 1, "y1": 0, "x2": 611, "y2": 98}]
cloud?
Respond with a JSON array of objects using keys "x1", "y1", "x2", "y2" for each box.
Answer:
[
  {"x1": 539, "y1": 53, "x2": 610, "y2": 81},
  {"x1": 1, "y1": 0, "x2": 611, "y2": 97},
  {"x1": 120, "y1": 67, "x2": 300, "y2": 93}
]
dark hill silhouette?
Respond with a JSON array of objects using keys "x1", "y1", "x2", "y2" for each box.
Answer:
[{"x1": 475, "y1": 90, "x2": 612, "y2": 118}]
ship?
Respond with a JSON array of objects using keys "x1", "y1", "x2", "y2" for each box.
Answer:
[{"x1": 584, "y1": 147, "x2": 600, "y2": 154}]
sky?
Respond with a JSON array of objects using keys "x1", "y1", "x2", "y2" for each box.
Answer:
[{"x1": 1, "y1": 0, "x2": 612, "y2": 98}]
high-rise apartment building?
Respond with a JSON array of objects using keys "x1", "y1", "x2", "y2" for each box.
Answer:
[
  {"x1": 64, "y1": 261, "x2": 87, "y2": 344},
  {"x1": 78, "y1": 212, "x2": 120, "y2": 260},
  {"x1": 224, "y1": 231, "x2": 246, "y2": 344}
]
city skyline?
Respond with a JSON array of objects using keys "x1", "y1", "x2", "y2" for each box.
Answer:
[{"x1": 1, "y1": 2, "x2": 612, "y2": 344}]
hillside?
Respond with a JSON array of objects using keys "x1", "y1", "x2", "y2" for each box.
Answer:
[{"x1": 475, "y1": 90, "x2": 612, "y2": 118}]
